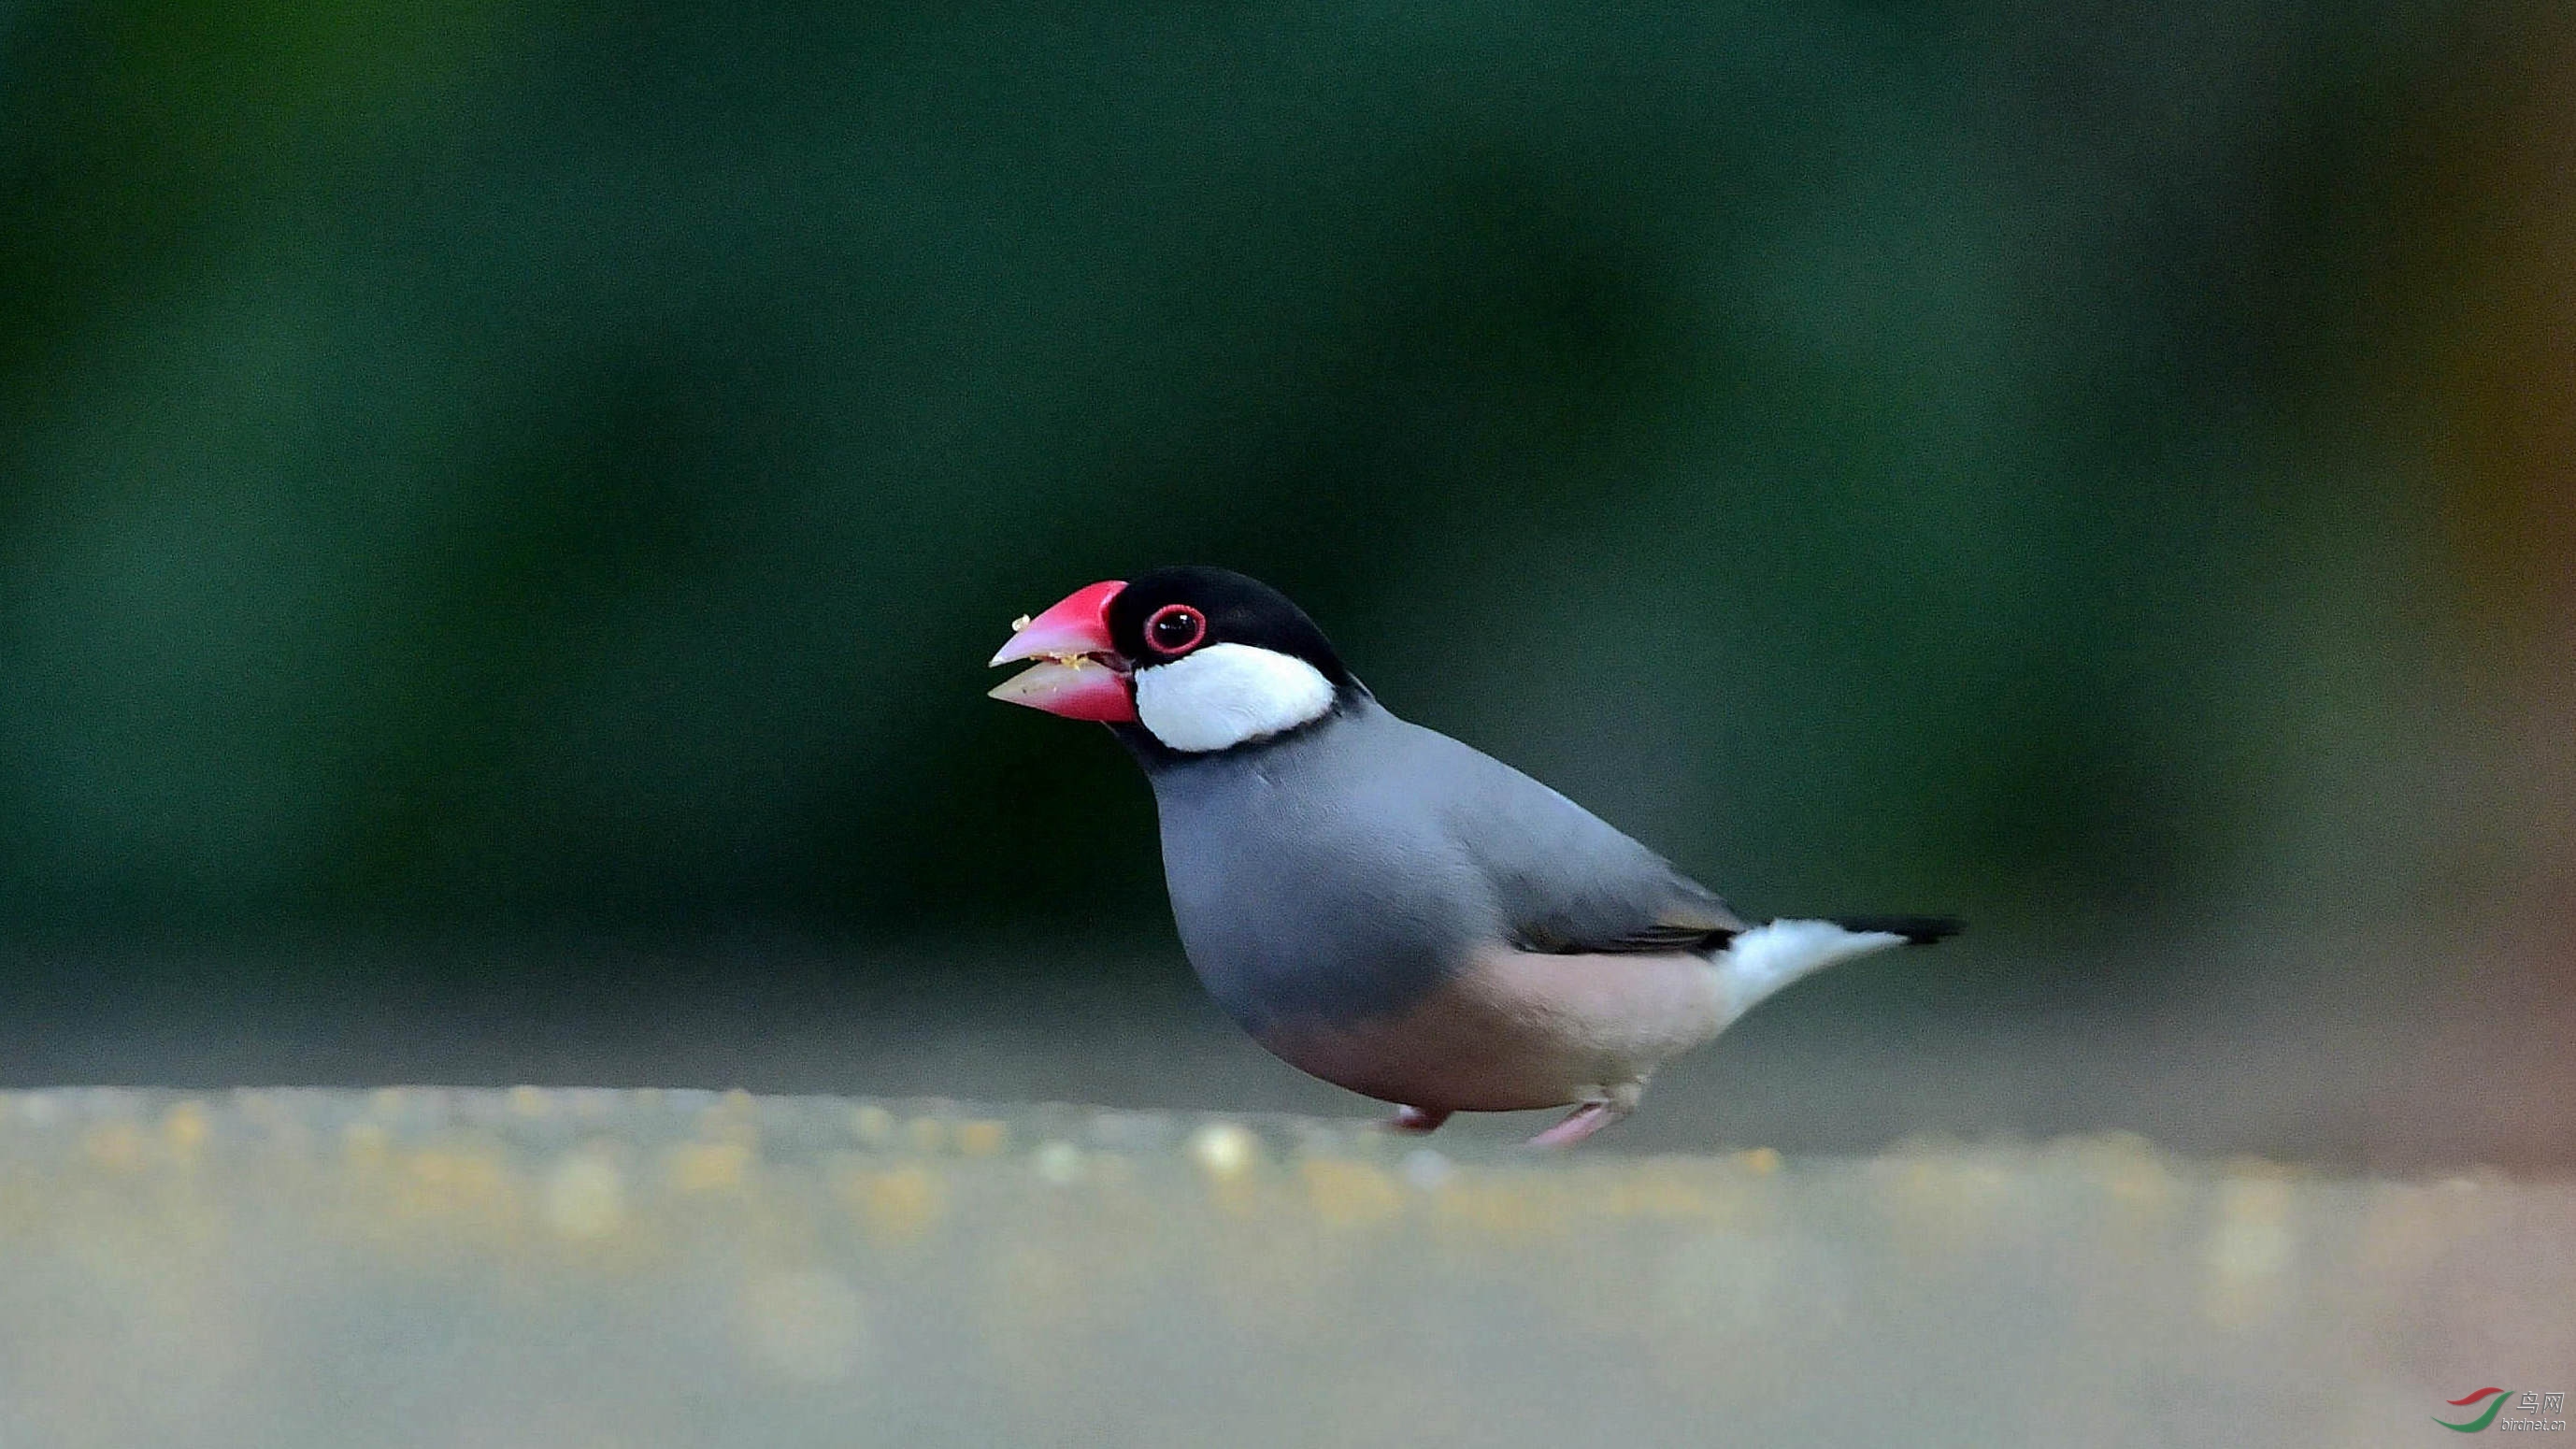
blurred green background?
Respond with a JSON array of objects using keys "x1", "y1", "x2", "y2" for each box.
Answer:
[{"x1": 2, "y1": 0, "x2": 2568, "y2": 1163}]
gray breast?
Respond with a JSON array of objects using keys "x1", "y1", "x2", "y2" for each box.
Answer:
[{"x1": 1138, "y1": 701, "x2": 1495, "y2": 1033}]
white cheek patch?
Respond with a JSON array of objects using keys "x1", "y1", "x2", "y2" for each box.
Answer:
[{"x1": 1135, "y1": 643, "x2": 1337, "y2": 753}]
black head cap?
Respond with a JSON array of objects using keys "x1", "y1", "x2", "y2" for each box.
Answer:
[{"x1": 1106, "y1": 567, "x2": 1353, "y2": 688}]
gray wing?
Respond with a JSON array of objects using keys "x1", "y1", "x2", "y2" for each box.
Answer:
[{"x1": 1387, "y1": 719, "x2": 1748, "y2": 955}]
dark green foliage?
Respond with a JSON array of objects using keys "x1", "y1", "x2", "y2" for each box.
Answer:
[{"x1": 0, "y1": 0, "x2": 2555, "y2": 964}]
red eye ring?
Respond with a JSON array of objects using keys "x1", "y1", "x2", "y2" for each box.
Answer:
[{"x1": 1144, "y1": 603, "x2": 1207, "y2": 655}]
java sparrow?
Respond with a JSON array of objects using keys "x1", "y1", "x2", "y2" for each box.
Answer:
[{"x1": 987, "y1": 567, "x2": 1959, "y2": 1146}]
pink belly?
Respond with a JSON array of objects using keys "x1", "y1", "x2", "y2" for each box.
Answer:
[{"x1": 1252, "y1": 947, "x2": 1727, "y2": 1112}]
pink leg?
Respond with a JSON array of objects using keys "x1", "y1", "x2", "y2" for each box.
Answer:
[
  {"x1": 1386, "y1": 1106, "x2": 1452, "y2": 1134},
  {"x1": 1526, "y1": 1101, "x2": 1623, "y2": 1148}
]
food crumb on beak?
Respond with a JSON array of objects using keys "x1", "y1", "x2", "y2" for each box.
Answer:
[{"x1": 1010, "y1": 614, "x2": 1033, "y2": 633}]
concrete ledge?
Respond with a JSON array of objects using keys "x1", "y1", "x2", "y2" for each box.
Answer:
[{"x1": 1, "y1": 1088, "x2": 2567, "y2": 1446}]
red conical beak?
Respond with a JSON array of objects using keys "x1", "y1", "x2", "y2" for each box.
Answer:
[{"x1": 985, "y1": 580, "x2": 1138, "y2": 722}]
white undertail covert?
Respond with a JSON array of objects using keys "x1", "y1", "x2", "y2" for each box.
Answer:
[{"x1": 1713, "y1": 919, "x2": 1908, "y2": 1021}]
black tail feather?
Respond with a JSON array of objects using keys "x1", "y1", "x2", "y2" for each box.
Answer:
[{"x1": 1826, "y1": 915, "x2": 1964, "y2": 945}]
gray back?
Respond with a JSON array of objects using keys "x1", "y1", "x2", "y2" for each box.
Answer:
[{"x1": 1129, "y1": 695, "x2": 1737, "y2": 1033}]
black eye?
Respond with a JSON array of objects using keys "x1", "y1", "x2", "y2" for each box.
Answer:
[{"x1": 1145, "y1": 603, "x2": 1206, "y2": 654}]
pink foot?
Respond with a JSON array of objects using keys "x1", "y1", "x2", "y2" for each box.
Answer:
[
  {"x1": 1387, "y1": 1106, "x2": 1452, "y2": 1134},
  {"x1": 1526, "y1": 1101, "x2": 1622, "y2": 1148}
]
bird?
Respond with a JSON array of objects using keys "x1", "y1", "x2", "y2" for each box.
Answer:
[{"x1": 985, "y1": 566, "x2": 1958, "y2": 1146}]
